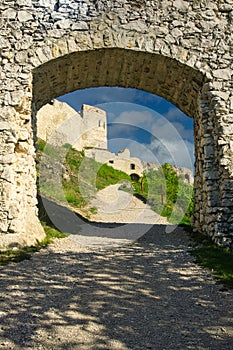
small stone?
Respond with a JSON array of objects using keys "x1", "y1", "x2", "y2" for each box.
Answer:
[
  {"x1": 38, "y1": 0, "x2": 55, "y2": 9},
  {"x1": 219, "y1": 4, "x2": 232, "y2": 12},
  {"x1": 56, "y1": 19, "x2": 72, "y2": 29},
  {"x1": 213, "y1": 69, "x2": 232, "y2": 80},
  {"x1": 173, "y1": 0, "x2": 189, "y2": 12},
  {"x1": 10, "y1": 90, "x2": 24, "y2": 106},
  {"x1": 14, "y1": 51, "x2": 28, "y2": 64},
  {"x1": 0, "y1": 37, "x2": 9, "y2": 49},
  {"x1": 0, "y1": 122, "x2": 11, "y2": 131},
  {"x1": 17, "y1": 0, "x2": 32, "y2": 6},
  {"x1": 230, "y1": 97, "x2": 233, "y2": 111},
  {"x1": 18, "y1": 11, "x2": 33, "y2": 22},
  {"x1": 72, "y1": 22, "x2": 89, "y2": 31},
  {"x1": 171, "y1": 28, "x2": 183, "y2": 38},
  {"x1": 2, "y1": 9, "x2": 17, "y2": 19}
]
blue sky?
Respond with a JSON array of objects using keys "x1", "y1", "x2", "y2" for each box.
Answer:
[{"x1": 58, "y1": 87, "x2": 194, "y2": 170}]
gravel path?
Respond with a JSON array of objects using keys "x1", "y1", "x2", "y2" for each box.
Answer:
[
  {"x1": 90, "y1": 185, "x2": 169, "y2": 225},
  {"x1": 0, "y1": 224, "x2": 232, "y2": 350}
]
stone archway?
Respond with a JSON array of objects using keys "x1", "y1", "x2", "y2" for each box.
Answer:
[
  {"x1": 31, "y1": 47, "x2": 232, "y2": 249},
  {"x1": 130, "y1": 174, "x2": 141, "y2": 183},
  {"x1": 0, "y1": 1, "x2": 232, "y2": 249}
]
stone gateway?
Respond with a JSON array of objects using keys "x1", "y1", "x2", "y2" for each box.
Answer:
[{"x1": 0, "y1": 0, "x2": 232, "y2": 249}]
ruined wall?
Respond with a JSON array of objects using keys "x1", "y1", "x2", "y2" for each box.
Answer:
[
  {"x1": 37, "y1": 101, "x2": 107, "y2": 150},
  {"x1": 85, "y1": 147, "x2": 144, "y2": 176},
  {"x1": 80, "y1": 104, "x2": 107, "y2": 150},
  {"x1": 37, "y1": 99, "x2": 82, "y2": 146},
  {"x1": 37, "y1": 100, "x2": 194, "y2": 181},
  {"x1": 0, "y1": 0, "x2": 232, "y2": 248}
]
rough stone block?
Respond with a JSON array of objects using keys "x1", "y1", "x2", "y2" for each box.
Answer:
[
  {"x1": 213, "y1": 69, "x2": 232, "y2": 80},
  {"x1": 18, "y1": 10, "x2": 33, "y2": 22}
]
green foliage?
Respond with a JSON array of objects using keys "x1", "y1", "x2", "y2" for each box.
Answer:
[
  {"x1": 43, "y1": 143, "x2": 63, "y2": 159},
  {"x1": 89, "y1": 206, "x2": 97, "y2": 214},
  {"x1": 132, "y1": 163, "x2": 194, "y2": 225},
  {"x1": 65, "y1": 147, "x2": 84, "y2": 172},
  {"x1": 190, "y1": 232, "x2": 233, "y2": 288},
  {"x1": 36, "y1": 138, "x2": 46, "y2": 151},
  {"x1": 161, "y1": 162, "x2": 178, "y2": 208},
  {"x1": 63, "y1": 181, "x2": 86, "y2": 208},
  {"x1": 119, "y1": 182, "x2": 132, "y2": 193},
  {"x1": 40, "y1": 221, "x2": 67, "y2": 245},
  {"x1": 63, "y1": 143, "x2": 72, "y2": 150}
]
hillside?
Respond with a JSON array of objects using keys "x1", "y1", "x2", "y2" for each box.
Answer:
[
  {"x1": 36, "y1": 139, "x2": 194, "y2": 225},
  {"x1": 36, "y1": 139, "x2": 132, "y2": 219}
]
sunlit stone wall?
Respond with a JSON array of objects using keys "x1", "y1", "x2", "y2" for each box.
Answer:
[{"x1": 0, "y1": 0, "x2": 232, "y2": 248}]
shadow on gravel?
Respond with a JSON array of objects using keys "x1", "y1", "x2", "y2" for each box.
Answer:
[
  {"x1": 38, "y1": 196, "x2": 161, "y2": 243},
  {"x1": 0, "y1": 224, "x2": 232, "y2": 349}
]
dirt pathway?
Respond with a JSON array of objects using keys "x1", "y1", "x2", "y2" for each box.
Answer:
[
  {"x1": 0, "y1": 225, "x2": 232, "y2": 350},
  {"x1": 90, "y1": 184, "x2": 169, "y2": 225}
]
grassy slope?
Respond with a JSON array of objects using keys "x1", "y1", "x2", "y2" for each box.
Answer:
[
  {"x1": 37, "y1": 140, "x2": 194, "y2": 224},
  {"x1": 37, "y1": 140, "x2": 131, "y2": 211}
]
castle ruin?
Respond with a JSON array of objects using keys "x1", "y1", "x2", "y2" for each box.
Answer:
[
  {"x1": 37, "y1": 99, "x2": 194, "y2": 183},
  {"x1": 37, "y1": 100, "x2": 107, "y2": 151}
]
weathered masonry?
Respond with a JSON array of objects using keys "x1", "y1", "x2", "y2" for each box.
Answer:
[{"x1": 0, "y1": 0, "x2": 232, "y2": 249}]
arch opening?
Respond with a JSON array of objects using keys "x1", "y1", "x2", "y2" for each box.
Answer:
[{"x1": 33, "y1": 47, "x2": 207, "y2": 244}]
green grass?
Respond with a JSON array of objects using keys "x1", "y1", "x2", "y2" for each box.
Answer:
[
  {"x1": 189, "y1": 231, "x2": 233, "y2": 289},
  {"x1": 0, "y1": 222, "x2": 67, "y2": 266},
  {"x1": 37, "y1": 139, "x2": 66, "y2": 160},
  {"x1": 96, "y1": 164, "x2": 131, "y2": 190},
  {"x1": 37, "y1": 140, "x2": 132, "y2": 210},
  {"x1": 38, "y1": 179, "x2": 66, "y2": 203},
  {"x1": 40, "y1": 221, "x2": 68, "y2": 244},
  {"x1": 89, "y1": 206, "x2": 97, "y2": 214}
]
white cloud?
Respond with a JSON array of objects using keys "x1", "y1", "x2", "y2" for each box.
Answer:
[
  {"x1": 109, "y1": 115, "x2": 194, "y2": 170},
  {"x1": 107, "y1": 110, "x2": 194, "y2": 170},
  {"x1": 149, "y1": 117, "x2": 194, "y2": 169},
  {"x1": 148, "y1": 138, "x2": 194, "y2": 170},
  {"x1": 108, "y1": 123, "x2": 137, "y2": 139},
  {"x1": 172, "y1": 122, "x2": 194, "y2": 141},
  {"x1": 114, "y1": 110, "x2": 153, "y2": 128},
  {"x1": 60, "y1": 88, "x2": 195, "y2": 170},
  {"x1": 120, "y1": 138, "x2": 194, "y2": 170},
  {"x1": 116, "y1": 139, "x2": 160, "y2": 163},
  {"x1": 164, "y1": 107, "x2": 190, "y2": 122}
]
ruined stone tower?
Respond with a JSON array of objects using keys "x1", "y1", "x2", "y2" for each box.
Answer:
[
  {"x1": 37, "y1": 101, "x2": 107, "y2": 151},
  {"x1": 79, "y1": 104, "x2": 107, "y2": 150}
]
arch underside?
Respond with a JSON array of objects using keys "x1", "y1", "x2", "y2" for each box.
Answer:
[{"x1": 33, "y1": 48, "x2": 205, "y2": 118}]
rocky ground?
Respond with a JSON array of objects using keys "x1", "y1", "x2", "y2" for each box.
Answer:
[{"x1": 0, "y1": 221, "x2": 232, "y2": 349}]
